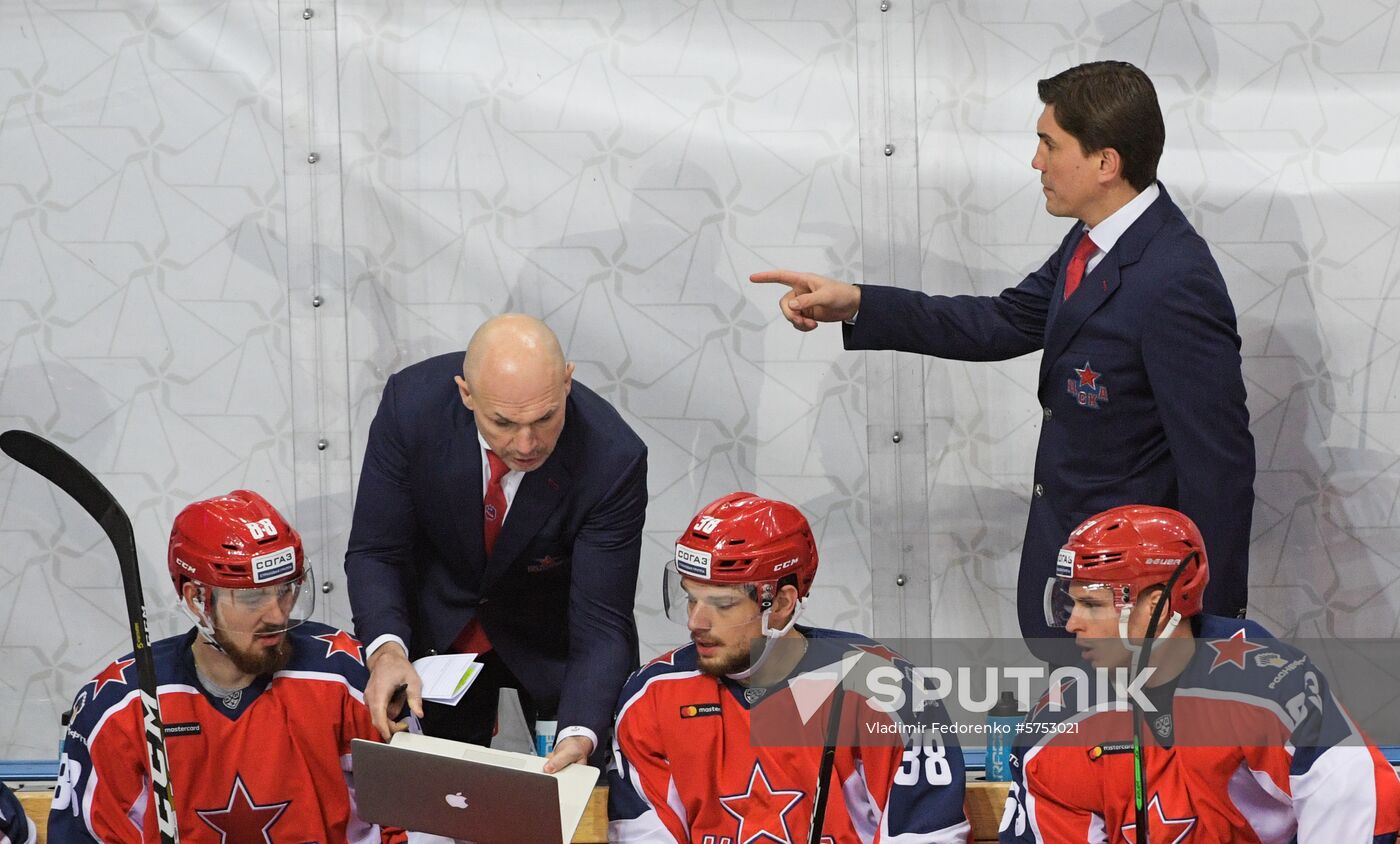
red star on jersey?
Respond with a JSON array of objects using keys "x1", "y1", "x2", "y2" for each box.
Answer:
[
  {"x1": 719, "y1": 761, "x2": 805, "y2": 844},
  {"x1": 196, "y1": 775, "x2": 290, "y2": 843},
  {"x1": 1205, "y1": 628, "x2": 1264, "y2": 672},
  {"x1": 1076, "y1": 362, "x2": 1100, "y2": 389},
  {"x1": 854, "y1": 643, "x2": 902, "y2": 663},
  {"x1": 1119, "y1": 793, "x2": 1198, "y2": 843},
  {"x1": 313, "y1": 630, "x2": 365, "y2": 665},
  {"x1": 646, "y1": 647, "x2": 684, "y2": 668},
  {"x1": 1030, "y1": 676, "x2": 1079, "y2": 721},
  {"x1": 91, "y1": 658, "x2": 135, "y2": 697}
]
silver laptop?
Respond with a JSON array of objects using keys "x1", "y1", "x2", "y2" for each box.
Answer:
[{"x1": 352, "y1": 734, "x2": 599, "y2": 844}]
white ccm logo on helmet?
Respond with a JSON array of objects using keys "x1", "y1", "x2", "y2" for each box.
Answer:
[
  {"x1": 244, "y1": 518, "x2": 278, "y2": 541},
  {"x1": 251, "y1": 546, "x2": 297, "y2": 583},
  {"x1": 675, "y1": 544, "x2": 712, "y2": 578}
]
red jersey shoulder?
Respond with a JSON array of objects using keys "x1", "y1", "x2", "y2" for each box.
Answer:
[
  {"x1": 284, "y1": 622, "x2": 371, "y2": 688},
  {"x1": 71, "y1": 634, "x2": 192, "y2": 733}
]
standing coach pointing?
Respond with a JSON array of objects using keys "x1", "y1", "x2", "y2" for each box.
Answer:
[
  {"x1": 346, "y1": 314, "x2": 648, "y2": 770},
  {"x1": 752, "y1": 61, "x2": 1254, "y2": 645}
]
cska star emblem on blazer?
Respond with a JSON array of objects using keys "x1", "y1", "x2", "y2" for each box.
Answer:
[{"x1": 1068, "y1": 361, "x2": 1109, "y2": 410}]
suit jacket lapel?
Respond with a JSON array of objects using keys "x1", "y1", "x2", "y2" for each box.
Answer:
[
  {"x1": 1039, "y1": 247, "x2": 1123, "y2": 384},
  {"x1": 446, "y1": 404, "x2": 487, "y2": 570},
  {"x1": 1039, "y1": 187, "x2": 1172, "y2": 386},
  {"x1": 481, "y1": 454, "x2": 572, "y2": 592}
]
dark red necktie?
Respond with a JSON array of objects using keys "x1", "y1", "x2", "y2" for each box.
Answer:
[
  {"x1": 451, "y1": 450, "x2": 509, "y2": 655},
  {"x1": 1062, "y1": 232, "x2": 1098, "y2": 300},
  {"x1": 482, "y1": 450, "x2": 508, "y2": 556}
]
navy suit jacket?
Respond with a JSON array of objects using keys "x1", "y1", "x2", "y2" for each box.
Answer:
[
  {"x1": 846, "y1": 185, "x2": 1254, "y2": 641},
  {"x1": 345, "y1": 352, "x2": 648, "y2": 747}
]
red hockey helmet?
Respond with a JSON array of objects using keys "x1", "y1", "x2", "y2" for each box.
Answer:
[
  {"x1": 168, "y1": 490, "x2": 305, "y2": 592},
  {"x1": 664, "y1": 492, "x2": 818, "y2": 624},
  {"x1": 1046, "y1": 504, "x2": 1209, "y2": 627}
]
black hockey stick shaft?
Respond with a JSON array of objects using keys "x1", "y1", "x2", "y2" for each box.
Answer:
[
  {"x1": 808, "y1": 674, "x2": 847, "y2": 844},
  {"x1": 1128, "y1": 550, "x2": 1198, "y2": 844},
  {"x1": 1, "y1": 430, "x2": 181, "y2": 843}
]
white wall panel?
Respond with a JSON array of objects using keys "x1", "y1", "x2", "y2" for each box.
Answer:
[{"x1": 0, "y1": 0, "x2": 292, "y2": 758}]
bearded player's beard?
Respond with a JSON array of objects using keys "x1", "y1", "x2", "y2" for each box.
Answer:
[
  {"x1": 212, "y1": 625, "x2": 293, "y2": 676},
  {"x1": 693, "y1": 636, "x2": 757, "y2": 678}
]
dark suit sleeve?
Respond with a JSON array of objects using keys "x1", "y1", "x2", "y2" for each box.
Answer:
[
  {"x1": 1141, "y1": 268, "x2": 1254, "y2": 617},
  {"x1": 345, "y1": 374, "x2": 418, "y2": 648},
  {"x1": 557, "y1": 445, "x2": 647, "y2": 747},
  {"x1": 842, "y1": 251, "x2": 1061, "y2": 361}
]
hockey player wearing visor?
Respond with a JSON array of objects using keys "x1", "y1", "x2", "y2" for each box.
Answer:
[
  {"x1": 1002, "y1": 505, "x2": 1400, "y2": 844},
  {"x1": 660, "y1": 491, "x2": 818, "y2": 683},
  {"x1": 609, "y1": 492, "x2": 972, "y2": 843},
  {"x1": 170, "y1": 490, "x2": 317, "y2": 683},
  {"x1": 51, "y1": 491, "x2": 405, "y2": 843},
  {"x1": 1043, "y1": 503, "x2": 1211, "y2": 674}
]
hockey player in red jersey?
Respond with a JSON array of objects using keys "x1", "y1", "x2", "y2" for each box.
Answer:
[
  {"x1": 999, "y1": 504, "x2": 1400, "y2": 843},
  {"x1": 608, "y1": 492, "x2": 971, "y2": 843},
  {"x1": 49, "y1": 490, "x2": 405, "y2": 844}
]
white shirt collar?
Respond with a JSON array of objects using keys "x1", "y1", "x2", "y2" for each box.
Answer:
[{"x1": 1083, "y1": 181, "x2": 1160, "y2": 254}]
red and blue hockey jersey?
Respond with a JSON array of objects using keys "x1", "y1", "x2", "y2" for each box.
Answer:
[
  {"x1": 49, "y1": 622, "x2": 405, "y2": 843},
  {"x1": 609, "y1": 627, "x2": 972, "y2": 843},
  {"x1": 999, "y1": 616, "x2": 1400, "y2": 843}
]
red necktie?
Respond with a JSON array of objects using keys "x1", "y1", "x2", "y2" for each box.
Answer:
[
  {"x1": 1062, "y1": 232, "x2": 1098, "y2": 300},
  {"x1": 451, "y1": 450, "x2": 509, "y2": 655},
  {"x1": 482, "y1": 450, "x2": 508, "y2": 556}
]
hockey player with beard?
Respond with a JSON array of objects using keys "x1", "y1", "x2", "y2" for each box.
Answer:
[
  {"x1": 608, "y1": 492, "x2": 971, "y2": 843},
  {"x1": 999, "y1": 505, "x2": 1400, "y2": 843},
  {"x1": 49, "y1": 490, "x2": 405, "y2": 843}
]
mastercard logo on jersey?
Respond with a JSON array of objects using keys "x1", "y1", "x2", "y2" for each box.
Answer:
[
  {"x1": 1088, "y1": 741, "x2": 1133, "y2": 761},
  {"x1": 679, "y1": 703, "x2": 723, "y2": 719}
]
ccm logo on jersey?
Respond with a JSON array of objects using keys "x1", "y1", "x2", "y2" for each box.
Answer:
[
  {"x1": 245, "y1": 518, "x2": 278, "y2": 541},
  {"x1": 251, "y1": 546, "x2": 297, "y2": 583},
  {"x1": 676, "y1": 544, "x2": 712, "y2": 578}
]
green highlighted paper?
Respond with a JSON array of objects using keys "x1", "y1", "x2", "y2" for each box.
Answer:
[{"x1": 412, "y1": 653, "x2": 484, "y2": 706}]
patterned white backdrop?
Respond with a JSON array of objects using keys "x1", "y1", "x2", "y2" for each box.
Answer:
[{"x1": 1, "y1": 0, "x2": 1397, "y2": 760}]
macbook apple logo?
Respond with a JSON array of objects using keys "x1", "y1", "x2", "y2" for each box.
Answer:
[{"x1": 445, "y1": 792, "x2": 469, "y2": 809}]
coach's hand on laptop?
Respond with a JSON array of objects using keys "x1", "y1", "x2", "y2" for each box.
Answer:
[
  {"x1": 366, "y1": 643, "x2": 423, "y2": 740},
  {"x1": 542, "y1": 735, "x2": 591, "y2": 773}
]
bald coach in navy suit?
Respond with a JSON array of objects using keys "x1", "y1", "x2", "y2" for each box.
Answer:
[
  {"x1": 346, "y1": 315, "x2": 647, "y2": 769},
  {"x1": 753, "y1": 61, "x2": 1254, "y2": 647}
]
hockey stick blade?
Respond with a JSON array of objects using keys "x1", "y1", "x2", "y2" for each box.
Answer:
[{"x1": 1, "y1": 429, "x2": 182, "y2": 843}]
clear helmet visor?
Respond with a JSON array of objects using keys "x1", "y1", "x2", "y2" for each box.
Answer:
[
  {"x1": 661, "y1": 561, "x2": 762, "y2": 630},
  {"x1": 187, "y1": 566, "x2": 316, "y2": 636},
  {"x1": 1043, "y1": 578, "x2": 1125, "y2": 628}
]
